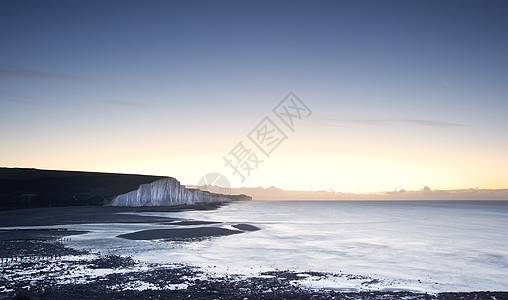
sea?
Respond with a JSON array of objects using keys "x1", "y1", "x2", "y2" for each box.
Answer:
[{"x1": 65, "y1": 200, "x2": 508, "y2": 293}]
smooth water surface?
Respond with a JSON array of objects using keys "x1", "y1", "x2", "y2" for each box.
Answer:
[{"x1": 65, "y1": 201, "x2": 508, "y2": 292}]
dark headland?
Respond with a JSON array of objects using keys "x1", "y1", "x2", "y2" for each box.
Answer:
[
  {"x1": 0, "y1": 167, "x2": 166, "y2": 210},
  {"x1": 0, "y1": 167, "x2": 250, "y2": 210}
]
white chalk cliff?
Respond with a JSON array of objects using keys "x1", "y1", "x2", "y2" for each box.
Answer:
[{"x1": 108, "y1": 177, "x2": 234, "y2": 207}]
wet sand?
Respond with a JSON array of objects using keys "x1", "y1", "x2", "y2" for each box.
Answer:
[
  {"x1": 0, "y1": 228, "x2": 88, "y2": 241},
  {"x1": 0, "y1": 206, "x2": 182, "y2": 227},
  {"x1": 117, "y1": 227, "x2": 243, "y2": 240},
  {"x1": 0, "y1": 206, "x2": 260, "y2": 243},
  {"x1": 232, "y1": 223, "x2": 261, "y2": 231}
]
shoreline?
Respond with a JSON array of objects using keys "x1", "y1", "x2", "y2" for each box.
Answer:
[
  {"x1": 0, "y1": 203, "x2": 228, "y2": 228},
  {"x1": 0, "y1": 205, "x2": 507, "y2": 299}
]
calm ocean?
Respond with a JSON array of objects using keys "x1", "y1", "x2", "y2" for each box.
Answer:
[{"x1": 67, "y1": 200, "x2": 508, "y2": 292}]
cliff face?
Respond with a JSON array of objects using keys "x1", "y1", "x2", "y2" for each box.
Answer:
[
  {"x1": 0, "y1": 168, "x2": 167, "y2": 210},
  {"x1": 108, "y1": 177, "x2": 248, "y2": 207}
]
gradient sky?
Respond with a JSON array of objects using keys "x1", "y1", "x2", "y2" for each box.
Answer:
[{"x1": 1, "y1": 0, "x2": 507, "y2": 193}]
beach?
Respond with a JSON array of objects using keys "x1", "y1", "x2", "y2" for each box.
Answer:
[{"x1": 1, "y1": 202, "x2": 507, "y2": 299}]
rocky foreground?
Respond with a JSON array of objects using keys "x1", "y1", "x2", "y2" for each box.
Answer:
[{"x1": 0, "y1": 239, "x2": 506, "y2": 300}]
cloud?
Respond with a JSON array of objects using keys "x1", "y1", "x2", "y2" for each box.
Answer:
[
  {"x1": 402, "y1": 119, "x2": 462, "y2": 127},
  {"x1": 0, "y1": 89, "x2": 46, "y2": 106},
  {"x1": 314, "y1": 117, "x2": 464, "y2": 128},
  {"x1": 0, "y1": 63, "x2": 81, "y2": 80},
  {"x1": 441, "y1": 77, "x2": 449, "y2": 86},
  {"x1": 1, "y1": 98, "x2": 43, "y2": 106},
  {"x1": 104, "y1": 100, "x2": 147, "y2": 108}
]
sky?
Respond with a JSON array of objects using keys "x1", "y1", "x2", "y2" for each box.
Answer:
[{"x1": 1, "y1": 0, "x2": 507, "y2": 193}]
